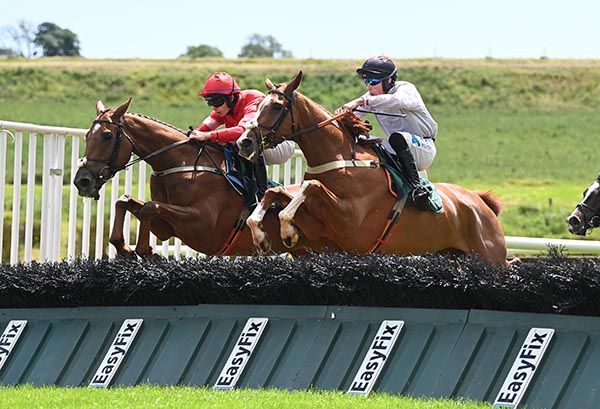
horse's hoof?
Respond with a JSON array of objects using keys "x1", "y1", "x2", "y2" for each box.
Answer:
[
  {"x1": 283, "y1": 233, "x2": 298, "y2": 248},
  {"x1": 257, "y1": 237, "x2": 272, "y2": 255}
]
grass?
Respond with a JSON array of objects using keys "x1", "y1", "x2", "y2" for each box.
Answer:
[{"x1": 0, "y1": 385, "x2": 490, "y2": 409}]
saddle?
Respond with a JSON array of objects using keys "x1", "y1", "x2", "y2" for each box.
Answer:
[
  {"x1": 360, "y1": 139, "x2": 443, "y2": 213},
  {"x1": 223, "y1": 144, "x2": 281, "y2": 209}
]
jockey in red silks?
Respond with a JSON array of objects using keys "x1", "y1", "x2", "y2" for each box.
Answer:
[
  {"x1": 190, "y1": 72, "x2": 262, "y2": 144},
  {"x1": 189, "y1": 72, "x2": 294, "y2": 195}
]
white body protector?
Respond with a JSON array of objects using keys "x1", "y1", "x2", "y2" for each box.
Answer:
[{"x1": 357, "y1": 81, "x2": 438, "y2": 173}]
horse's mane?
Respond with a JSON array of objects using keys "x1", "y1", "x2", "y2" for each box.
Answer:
[
  {"x1": 125, "y1": 111, "x2": 224, "y2": 152},
  {"x1": 339, "y1": 113, "x2": 373, "y2": 139},
  {"x1": 296, "y1": 91, "x2": 372, "y2": 139},
  {"x1": 127, "y1": 112, "x2": 188, "y2": 136}
]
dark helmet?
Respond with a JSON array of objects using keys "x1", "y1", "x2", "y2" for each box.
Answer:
[{"x1": 356, "y1": 56, "x2": 397, "y2": 80}]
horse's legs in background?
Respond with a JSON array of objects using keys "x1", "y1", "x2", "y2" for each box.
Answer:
[
  {"x1": 248, "y1": 186, "x2": 327, "y2": 253},
  {"x1": 278, "y1": 180, "x2": 348, "y2": 248},
  {"x1": 109, "y1": 194, "x2": 144, "y2": 257}
]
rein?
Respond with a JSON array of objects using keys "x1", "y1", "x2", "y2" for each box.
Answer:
[
  {"x1": 258, "y1": 89, "x2": 352, "y2": 144},
  {"x1": 80, "y1": 114, "x2": 220, "y2": 181}
]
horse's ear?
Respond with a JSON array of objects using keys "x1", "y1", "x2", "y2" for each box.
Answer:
[
  {"x1": 112, "y1": 98, "x2": 132, "y2": 122},
  {"x1": 284, "y1": 71, "x2": 303, "y2": 95},
  {"x1": 265, "y1": 78, "x2": 275, "y2": 91},
  {"x1": 96, "y1": 100, "x2": 106, "y2": 115}
]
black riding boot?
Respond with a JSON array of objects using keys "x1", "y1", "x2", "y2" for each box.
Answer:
[
  {"x1": 255, "y1": 153, "x2": 269, "y2": 200},
  {"x1": 389, "y1": 133, "x2": 429, "y2": 210}
]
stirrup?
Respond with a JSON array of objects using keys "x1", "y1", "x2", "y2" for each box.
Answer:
[{"x1": 411, "y1": 186, "x2": 430, "y2": 210}]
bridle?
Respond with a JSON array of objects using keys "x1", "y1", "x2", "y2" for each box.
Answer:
[
  {"x1": 79, "y1": 112, "x2": 190, "y2": 185},
  {"x1": 574, "y1": 178, "x2": 600, "y2": 230},
  {"x1": 79, "y1": 117, "x2": 130, "y2": 183},
  {"x1": 575, "y1": 201, "x2": 600, "y2": 229},
  {"x1": 254, "y1": 88, "x2": 351, "y2": 148}
]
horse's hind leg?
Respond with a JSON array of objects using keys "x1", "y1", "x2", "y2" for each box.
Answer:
[{"x1": 109, "y1": 194, "x2": 144, "y2": 257}]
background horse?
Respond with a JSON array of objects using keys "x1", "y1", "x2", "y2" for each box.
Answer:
[
  {"x1": 74, "y1": 98, "x2": 323, "y2": 257},
  {"x1": 238, "y1": 72, "x2": 508, "y2": 265},
  {"x1": 567, "y1": 174, "x2": 600, "y2": 235}
]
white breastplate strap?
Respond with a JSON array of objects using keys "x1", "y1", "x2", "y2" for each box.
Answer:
[
  {"x1": 305, "y1": 159, "x2": 379, "y2": 175},
  {"x1": 151, "y1": 165, "x2": 221, "y2": 177}
]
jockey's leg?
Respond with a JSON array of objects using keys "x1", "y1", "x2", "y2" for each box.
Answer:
[
  {"x1": 389, "y1": 132, "x2": 429, "y2": 210},
  {"x1": 255, "y1": 152, "x2": 268, "y2": 199},
  {"x1": 109, "y1": 194, "x2": 143, "y2": 257}
]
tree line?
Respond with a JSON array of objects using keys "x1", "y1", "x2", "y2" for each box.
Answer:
[{"x1": 1, "y1": 20, "x2": 292, "y2": 58}]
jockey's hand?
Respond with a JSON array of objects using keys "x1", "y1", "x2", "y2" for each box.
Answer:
[
  {"x1": 188, "y1": 130, "x2": 211, "y2": 143},
  {"x1": 334, "y1": 98, "x2": 364, "y2": 115}
]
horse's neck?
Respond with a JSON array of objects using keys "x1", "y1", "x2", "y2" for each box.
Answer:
[
  {"x1": 124, "y1": 115, "x2": 207, "y2": 169},
  {"x1": 295, "y1": 96, "x2": 357, "y2": 166}
]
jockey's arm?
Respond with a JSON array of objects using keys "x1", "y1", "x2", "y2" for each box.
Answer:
[{"x1": 362, "y1": 84, "x2": 422, "y2": 111}]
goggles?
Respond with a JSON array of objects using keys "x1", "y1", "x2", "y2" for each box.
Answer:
[
  {"x1": 205, "y1": 95, "x2": 226, "y2": 107},
  {"x1": 361, "y1": 69, "x2": 397, "y2": 87},
  {"x1": 363, "y1": 77, "x2": 383, "y2": 86}
]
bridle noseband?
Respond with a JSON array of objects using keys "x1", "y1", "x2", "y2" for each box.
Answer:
[{"x1": 576, "y1": 201, "x2": 600, "y2": 229}]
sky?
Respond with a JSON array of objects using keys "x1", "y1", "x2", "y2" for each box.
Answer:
[{"x1": 1, "y1": 0, "x2": 599, "y2": 60}]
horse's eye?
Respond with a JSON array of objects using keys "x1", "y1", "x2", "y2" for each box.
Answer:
[
  {"x1": 102, "y1": 131, "x2": 113, "y2": 140},
  {"x1": 272, "y1": 103, "x2": 283, "y2": 111}
]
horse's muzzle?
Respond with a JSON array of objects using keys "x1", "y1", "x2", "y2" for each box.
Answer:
[
  {"x1": 74, "y1": 167, "x2": 100, "y2": 199},
  {"x1": 236, "y1": 137, "x2": 255, "y2": 160},
  {"x1": 567, "y1": 210, "x2": 586, "y2": 236}
]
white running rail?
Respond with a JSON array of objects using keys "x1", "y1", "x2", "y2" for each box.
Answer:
[{"x1": 0, "y1": 119, "x2": 598, "y2": 264}]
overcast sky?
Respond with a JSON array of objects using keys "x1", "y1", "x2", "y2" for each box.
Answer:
[{"x1": 1, "y1": 0, "x2": 599, "y2": 59}]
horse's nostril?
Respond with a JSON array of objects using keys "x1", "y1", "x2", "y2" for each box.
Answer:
[
  {"x1": 567, "y1": 215, "x2": 580, "y2": 227},
  {"x1": 75, "y1": 176, "x2": 92, "y2": 190}
]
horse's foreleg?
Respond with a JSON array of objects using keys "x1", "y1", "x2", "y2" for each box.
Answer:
[
  {"x1": 278, "y1": 183, "x2": 311, "y2": 248},
  {"x1": 248, "y1": 187, "x2": 292, "y2": 254},
  {"x1": 134, "y1": 201, "x2": 181, "y2": 258},
  {"x1": 280, "y1": 180, "x2": 355, "y2": 247},
  {"x1": 109, "y1": 194, "x2": 144, "y2": 257}
]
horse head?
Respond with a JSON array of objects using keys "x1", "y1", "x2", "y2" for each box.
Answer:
[
  {"x1": 237, "y1": 71, "x2": 303, "y2": 159},
  {"x1": 74, "y1": 98, "x2": 134, "y2": 199},
  {"x1": 567, "y1": 174, "x2": 600, "y2": 235}
]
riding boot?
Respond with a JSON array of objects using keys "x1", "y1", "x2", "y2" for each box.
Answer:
[
  {"x1": 255, "y1": 152, "x2": 269, "y2": 200},
  {"x1": 389, "y1": 133, "x2": 430, "y2": 210}
]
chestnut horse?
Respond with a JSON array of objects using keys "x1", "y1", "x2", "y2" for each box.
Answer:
[
  {"x1": 237, "y1": 72, "x2": 508, "y2": 265},
  {"x1": 567, "y1": 174, "x2": 600, "y2": 235},
  {"x1": 73, "y1": 98, "x2": 324, "y2": 257}
]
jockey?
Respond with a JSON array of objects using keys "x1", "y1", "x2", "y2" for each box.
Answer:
[
  {"x1": 189, "y1": 72, "x2": 294, "y2": 196},
  {"x1": 336, "y1": 56, "x2": 438, "y2": 210}
]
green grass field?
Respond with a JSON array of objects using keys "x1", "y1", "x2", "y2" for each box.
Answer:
[
  {"x1": 1, "y1": 57, "x2": 600, "y2": 246},
  {"x1": 0, "y1": 386, "x2": 490, "y2": 409}
]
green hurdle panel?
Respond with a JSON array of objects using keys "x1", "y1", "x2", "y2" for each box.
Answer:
[{"x1": 1, "y1": 305, "x2": 599, "y2": 408}]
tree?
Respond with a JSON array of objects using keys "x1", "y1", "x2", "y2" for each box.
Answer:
[
  {"x1": 1, "y1": 19, "x2": 37, "y2": 57},
  {"x1": 181, "y1": 44, "x2": 223, "y2": 58},
  {"x1": 238, "y1": 34, "x2": 292, "y2": 58},
  {"x1": 34, "y1": 22, "x2": 80, "y2": 57}
]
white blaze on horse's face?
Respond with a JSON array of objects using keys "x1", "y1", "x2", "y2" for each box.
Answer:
[
  {"x1": 583, "y1": 180, "x2": 600, "y2": 203},
  {"x1": 237, "y1": 128, "x2": 256, "y2": 160}
]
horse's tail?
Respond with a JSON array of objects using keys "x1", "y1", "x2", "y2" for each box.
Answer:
[{"x1": 476, "y1": 190, "x2": 503, "y2": 216}]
